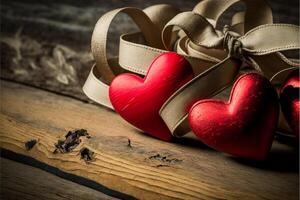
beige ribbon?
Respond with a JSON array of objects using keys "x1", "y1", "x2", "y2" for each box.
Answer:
[
  {"x1": 83, "y1": 0, "x2": 300, "y2": 136},
  {"x1": 160, "y1": 20, "x2": 300, "y2": 136},
  {"x1": 83, "y1": 5, "x2": 179, "y2": 109}
]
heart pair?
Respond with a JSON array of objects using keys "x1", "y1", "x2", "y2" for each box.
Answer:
[{"x1": 109, "y1": 53, "x2": 298, "y2": 160}]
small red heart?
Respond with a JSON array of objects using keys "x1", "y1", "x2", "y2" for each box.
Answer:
[
  {"x1": 109, "y1": 52, "x2": 194, "y2": 141},
  {"x1": 188, "y1": 73, "x2": 279, "y2": 160},
  {"x1": 280, "y1": 69, "x2": 299, "y2": 137}
]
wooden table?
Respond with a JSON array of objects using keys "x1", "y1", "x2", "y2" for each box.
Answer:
[
  {"x1": 1, "y1": 80, "x2": 299, "y2": 200},
  {"x1": 0, "y1": 0, "x2": 299, "y2": 199}
]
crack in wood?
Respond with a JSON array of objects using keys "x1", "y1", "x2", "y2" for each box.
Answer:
[
  {"x1": 127, "y1": 138, "x2": 132, "y2": 148},
  {"x1": 154, "y1": 164, "x2": 170, "y2": 168},
  {"x1": 148, "y1": 154, "x2": 182, "y2": 164}
]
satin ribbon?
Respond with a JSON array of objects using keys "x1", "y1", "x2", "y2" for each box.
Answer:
[{"x1": 83, "y1": 0, "x2": 300, "y2": 137}]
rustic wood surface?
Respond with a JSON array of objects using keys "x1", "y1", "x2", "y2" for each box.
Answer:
[
  {"x1": 0, "y1": 157, "x2": 118, "y2": 200},
  {"x1": 1, "y1": 0, "x2": 299, "y2": 199},
  {"x1": 1, "y1": 80, "x2": 298, "y2": 200}
]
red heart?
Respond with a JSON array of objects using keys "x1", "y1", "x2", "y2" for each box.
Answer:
[
  {"x1": 280, "y1": 69, "x2": 299, "y2": 137},
  {"x1": 188, "y1": 73, "x2": 279, "y2": 160},
  {"x1": 109, "y1": 52, "x2": 194, "y2": 141}
]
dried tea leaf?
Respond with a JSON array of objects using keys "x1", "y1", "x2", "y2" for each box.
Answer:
[
  {"x1": 80, "y1": 147, "x2": 95, "y2": 162},
  {"x1": 25, "y1": 139, "x2": 37, "y2": 150},
  {"x1": 54, "y1": 129, "x2": 89, "y2": 153},
  {"x1": 56, "y1": 73, "x2": 69, "y2": 85}
]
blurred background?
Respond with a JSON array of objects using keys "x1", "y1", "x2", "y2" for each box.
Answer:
[{"x1": 0, "y1": 0, "x2": 299, "y2": 102}]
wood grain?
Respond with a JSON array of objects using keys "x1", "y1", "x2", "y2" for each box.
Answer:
[
  {"x1": 0, "y1": 80, "x2": 298, "y2": 200},
  {"x1": 0, "y1": 158, "x2": 118, "y2": 200}
]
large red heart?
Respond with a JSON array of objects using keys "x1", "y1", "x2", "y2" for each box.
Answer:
[
  {"x1": 109, "y1": 52, "x2": 194, "y2": 141},
  {"x1": 280, "y1": 69, "x2": 299, "y2": 137},
  {"x1": 188, "y1": 73, "x2": 279, "y2": 160}
]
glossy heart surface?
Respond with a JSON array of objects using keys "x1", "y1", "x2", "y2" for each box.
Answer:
[
  {"x1": 189, "y1": 73, "x2": 279, "y2": 160},
  {"x1": 280, "y1": 70, "x2": 300, "y2": 137},
  {"x1": 109, "y1": 52, "x2": 194, "y2": 141}
]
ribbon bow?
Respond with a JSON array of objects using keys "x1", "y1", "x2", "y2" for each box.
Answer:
[
  {"x1": 83, "y1": 0, "x2": 300, "y2": 137},
  {"x1": 222, "y1": 29, "x2": 243, "y2": 59}
]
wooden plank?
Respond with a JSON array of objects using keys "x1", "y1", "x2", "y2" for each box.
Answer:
[
  {"x1": 0, "y1": 157, "x2": 118, "y2": 200},
  {"x1": 0, "y1": 80, "x2": 298, "y2": 200}
]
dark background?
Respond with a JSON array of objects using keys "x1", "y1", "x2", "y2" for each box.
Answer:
[{"x1": 0, "y1": 0, "x2": 299, "y2": 102}]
